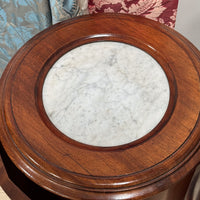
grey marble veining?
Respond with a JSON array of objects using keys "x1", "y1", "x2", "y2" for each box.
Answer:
[{"x1": 42, "y1": 42, "x2": 170, "y2": 147}]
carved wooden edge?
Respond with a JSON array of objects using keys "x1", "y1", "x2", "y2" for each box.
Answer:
[
  {"x1": 0, "y1": 143, "x2": 30, "y2": 200},
  {"x1": 0, "y1": 140, "x2": 193, "y2": 200},
  {"x1": 0, "y1": 14, "x2": 199, "y2": 199},
  {"x1": 185, "y1": 164, "x2": 200, "y2": 200},
  {"x1": 0, "y1": 142, "x2": 196, "y2": 200},
  {"x1": 36, "y1": 34, "x2": 177, "y2": 152}
]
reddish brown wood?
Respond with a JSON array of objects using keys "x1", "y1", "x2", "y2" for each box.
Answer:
[
  {"x1": 0, "y1": 14, "x2": 200, "y2": 199},
  {"x1": 0, "y1": 147, "x2": 193, "y2": 200},
  {"x1": 185, "y1": 164, "x2": 200, "y2": 200},
  {"x1": 0, "y1": 146, "x2": 30, "y2": 200},
  {"x1": 146, "y1": 170, "x2": 194, "y2": 200},
  {"x1": 0, "y1": 142, "x2": 66, "y2": 199}
]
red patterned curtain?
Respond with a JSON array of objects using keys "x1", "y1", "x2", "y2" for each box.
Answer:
[{"x1": 88, "y1": 0, "x2": 179, "y2": 28}]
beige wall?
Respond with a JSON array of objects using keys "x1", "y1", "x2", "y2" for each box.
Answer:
[{"x1": 175, "y1": 0, "x2": 200, "y2": 50}]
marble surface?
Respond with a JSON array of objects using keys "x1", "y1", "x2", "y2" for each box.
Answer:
[{"x1": 42, "y1": 42, "x2": 170, "y2": 147}]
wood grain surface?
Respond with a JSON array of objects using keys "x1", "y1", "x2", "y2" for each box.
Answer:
[
  {"x1": 0, "y1": 14, "x2": 200, "y2": 199},
  {"x1": 0, "y1": 145, "x2": 30, "y2": 200}
]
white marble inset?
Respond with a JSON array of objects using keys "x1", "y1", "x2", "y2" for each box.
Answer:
[{"x1": 42, "y1": 42, "x2": 170, "y2": 147}]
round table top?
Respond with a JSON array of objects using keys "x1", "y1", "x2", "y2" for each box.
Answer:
[
  {"x1": 43, "y1": 41, "x2": 170, "y2": 147},
  {"x1": 0, "y1": 14, "x2": 199, "y2": 199}
]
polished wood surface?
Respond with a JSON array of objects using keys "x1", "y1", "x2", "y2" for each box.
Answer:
[
  {"x1": 0, "y1": 141, "x2": 69, "y2": 199},
  {"x1": 0, "y1": 147, "x2": 193, "y2": 200},
  {"x1": 185, "y1": 164, "x2": 200, "y2": 200},
  {"x1": 0, "y1": 14, "x2": 200, "y2": 199},
  {"x1": 0, "y1": 145, "x2": 30, "y2": 200}
]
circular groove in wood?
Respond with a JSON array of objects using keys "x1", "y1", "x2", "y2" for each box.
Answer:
[
  {"x1": 0, "y1": 14, "x2": 199, "y2": 199},
  {"x1": 42, "y1": 41, "x2": 170, "y2": 147}
]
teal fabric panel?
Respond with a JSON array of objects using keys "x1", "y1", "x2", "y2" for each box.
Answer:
[
  {"x1": 49, "y1": 0, "x2": 72, "y2": 24},
  {"x1": 49, "y1": 0, "x2": 81, "y2": 24},
  {"x1": 0, "y1": 0, "x2": 79, "y2": 77}
]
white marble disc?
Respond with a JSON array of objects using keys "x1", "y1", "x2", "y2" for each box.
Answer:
[{"x1": 42, "y1": 42, "x2": 170, "y2": 147}]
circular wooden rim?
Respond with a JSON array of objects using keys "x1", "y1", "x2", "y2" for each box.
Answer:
[
  {"x1": 0, "y1": 14, "x2": 200, "y2": 199},
  {"x1": 37, "y1": 38, "x2": 176, "y2": 152}
]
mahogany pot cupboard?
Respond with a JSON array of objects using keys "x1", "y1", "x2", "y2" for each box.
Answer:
[{"x1": 0, "y1": 14, "x2": 200, "y2": 200}]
